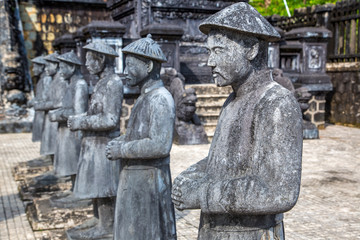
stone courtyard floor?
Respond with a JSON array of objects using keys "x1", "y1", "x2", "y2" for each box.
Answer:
[{"x1": 0, "y1": 124, "x2": 359, "y2": 239}]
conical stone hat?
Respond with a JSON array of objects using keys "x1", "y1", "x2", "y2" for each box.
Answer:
[
  {"x1": 31, "y1": 56, "x2": 47, "y2": 65},
  {"x1": 57, "y1": 50, "x2": 82, "y2": 66},
  {"x1": 122, "y1": 34, "x2": 167, "y2": 63},
  {"x1": 44, "y1": 52, "x2": 60, "y2": 63},
  {"x1": 83, "y1": 41, "x2": 118, "y2": 57},
  {"x1": 199, "y1": 2, "x2": 281, "y2": 42}
]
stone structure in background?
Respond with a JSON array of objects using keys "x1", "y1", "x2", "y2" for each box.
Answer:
[
  {"x1": 67, "y1": 42, "x2": 123, "y2": 240},
  {"x1": 30, "y1": 56, "x2": 48, "y2": 142},
  {"x1": 161, "y1": 67, "x2": 208, "y2": 145},
  {"x1": 48, "y1": 51, "x2": 89, "y2": 208},
  {"x1": 172, "y1": 3, "x2": 302, "y2": 239},
  {"x1": 281, "y1": 27, "x2": 332, "y2": 128},
  {"x1": 105, "y1": 34, "x2": 177, "y2": 240},
  {"x1": 19, "y1": 0, "x2": 110, "y2": 58},
  {"x1": 0, "y1": 0, "x2": 32, "y2": 133},
  {"x1": 108, "y1": 0, "x2": 246, "y2": 84},
  {"x1": 53, "y1": 34, "x2": 77, "y2": 54}
]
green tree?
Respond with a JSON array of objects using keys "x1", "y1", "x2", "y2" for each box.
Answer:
[{"x1": 249, "y1": 0, "x2": 338, "y2": 16}]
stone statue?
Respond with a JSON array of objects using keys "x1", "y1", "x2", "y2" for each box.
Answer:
[
  {"x1": 66, "y1": 42, "x2": 123, "y2": 239},
  {"x1": 171, "y1": 3, "x2": 303, "y2": 240},
  {"x1": 31, "y1": 56, "x2": 50, "y2": 142},
  {"x1": 105, "y1": 35, "x2": 177, "y2": 239},
  {"x1": 34, "y1": 52, "x2": 67, "y2": 158},
  {"x1": 161, "y1": 67, "x2": 208, "y2": 145},
  {"x1": 272, "y1": 68, "x2": 318, "y2": 139},
  {"x1": 48, "y1": 51, "x2": 89, "y2": 207}
]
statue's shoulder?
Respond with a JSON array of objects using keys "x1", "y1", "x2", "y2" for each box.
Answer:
[
  {"x1": 106, "y1": 74, "x2": 123, "y2": 89},
  {"x1": 75, "y1": 78, "x2": 88, "y2": 88}
]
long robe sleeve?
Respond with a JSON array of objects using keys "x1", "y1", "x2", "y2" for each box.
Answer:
[
  {"x1": 75, "y1": 77, "x2": 122, "y2": 131},
  {"x1": 118, "y1": 94, "x2": 175, "y2": 159},
  {"x1": 199, "y1": 95, "x2": 302, "y2": 215}
]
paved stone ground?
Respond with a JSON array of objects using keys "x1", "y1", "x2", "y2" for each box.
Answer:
[{"x1": 0, "y1": 125, "x2": 359, "y2": 239}]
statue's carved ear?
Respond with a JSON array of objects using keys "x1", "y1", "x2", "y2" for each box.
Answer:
[
  {"x1": 246, "y1": 42, "x2": 259, "y2": 61},
  {"x1": 99, "y1": 54, "x2": 106, "y2": 66},
  {"x1": 147, "y1": 60, "x2": 153, "y2": 73},
  {"x1": 70, "y1": 64, "x2": 76, "y2": 74}
]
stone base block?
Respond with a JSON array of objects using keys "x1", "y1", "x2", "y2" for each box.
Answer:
[
  {"x1": 12, "y1": 156, "x2": 52, "y2": 181},
  {"x1": 27, "y1": 197, "x2": 93, "y2": 231}
]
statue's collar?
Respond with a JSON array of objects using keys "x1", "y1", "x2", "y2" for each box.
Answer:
[
  {"x1": 235, "y1": 69, "x2": 272, "y2": 97},
  {"x1": 99, "y1": 67, "x2": 113, "y2": 79},
  {"x1": 141, "y1": 79, "x2": 164, "y2": 94}
]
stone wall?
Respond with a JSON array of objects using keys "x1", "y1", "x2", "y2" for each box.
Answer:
[
  {"x1": 326, "y1": 62, "x2": 360, "y2": 127},
  {"x1": 18, "y1": 1, "x2": 110, "y2": 62}
]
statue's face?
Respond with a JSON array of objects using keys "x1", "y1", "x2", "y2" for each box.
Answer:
[
  {"x1": 59, "y1": 61, "x2": 74, "y2": 80},
  {"x1": 32, "y1": 63, "x2": 44, "y2": 77},
  {"x1": 124, "y1": 55, "x2": 149, "y2": 87},
  {"x1": 45, "y1": 61, "x2": 58, "y2": 76},
  {"x1": 85, "y1": 51, "x2": 105, "y2": 75},
  {"x1": 207, "y1": 32, "x2": 252, "y2": 87}
]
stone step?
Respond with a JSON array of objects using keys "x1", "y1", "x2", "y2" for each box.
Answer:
[
  {"x1": 203, "y1": 122, "x2": 217, "y2": 133},
  {"x1": 196, "y1": 104, "x2": 222, "y2": 115},
  {"x1": 198, "y1": 113, "x2": 220, "y2": 124},
  {"x1": 186, "y1": 84, "x2": 232, "y2": 95},
  {"x1": 196, "y1": 94, "x2": 229, "y2": 106}
]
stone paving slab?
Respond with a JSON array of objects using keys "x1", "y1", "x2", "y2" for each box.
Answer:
[{"x1": 0, "y1": 125, "x2": 359, "y2": 239}]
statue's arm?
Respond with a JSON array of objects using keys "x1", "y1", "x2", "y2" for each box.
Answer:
[
  {"x1": 61, "y1": 81, "x2": 89, "y2": 120},
  {"x1": 48, "y1": 108, "x2": 66, "y2": 122},
  {"x1": 70, "y1": 78, "x2": 123, "y2": 131},
  {"x1": 199, "y1": 95, "x2": 303, "y2": 215},
  {"x1": 114, "y1": 94, "x2": 175, "y2": 159}
]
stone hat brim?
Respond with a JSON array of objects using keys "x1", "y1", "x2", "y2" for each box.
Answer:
[
  {"x1": 44, "y1": 52, "x2": 60, "y2": 63},
  {"x1": 31, "y1": 56, "x2": 47, "y2": 65},
  {"x1": 57, "y1": 51, "x2": 82, "y2": 66},
  {"x1": 199, "y1": 2, "x2": 281, "y2": 42},
  {"x1": 83, "y1": 42, "x2": 119, "y2": 57},
  {"x1": 122, "y1": 50, "x2": 167, "y2": 63},
  {"x1": 122, "y1": 34, "x2": 167, "y2": 63}
]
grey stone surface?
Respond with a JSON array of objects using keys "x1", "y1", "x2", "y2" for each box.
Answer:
[
  {"x1": 34, "y1": 52, "x2": 66, "y2": 156},
  {"x1": 67, "y1": 42, "x2": 123, "y2": 239},
  {"x1": 161, "y1": 67, "x2": 208, "y2": 145},
  {"x1": 1, "y1": 127, "x2": 360, "y2": 240},
  {"x1": 105, "y1": 35, "x2": 177, "y2": 239},
  {"x1": 31, "y1": 57, "x2": 47, "y2": 142},
  {"x1": 49, "y1": 51, "x2": 88, "y2": 177},
  {"x1": 172, "y1": 3, "x2": 302, "y2": 239}
]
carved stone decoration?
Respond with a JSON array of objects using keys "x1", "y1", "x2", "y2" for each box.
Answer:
[
  {"x1": 172, "y1": 3, "x2": 302, "y2": 239},
  {"x1": 66, "y1": 42, "x2": 123, "y2": 240},
  {"x1": 105, "y1": 35, "x2": 177, "y2": 239},
  {"x1": 31, "y1": 56, "x2": 47, "y2": 142},
  {"x1": 161, "y1": 67, "x2": 208, "y2": 145}
]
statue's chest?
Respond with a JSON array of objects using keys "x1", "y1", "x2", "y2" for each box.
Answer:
[
  {"x1": 206, "y1": 95, "x2": 258, "y2": 177},
  {"x1": 126, "y1": 95, "x2": 151, "y2": 140},
  {"x1": 89, "y1": 80, "x2": 107, "y2": 114}
]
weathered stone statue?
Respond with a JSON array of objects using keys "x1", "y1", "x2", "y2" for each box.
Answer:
[
  {"x1": 161, "y1": 67, "x2": 208, "y2": 145},
  {"x1": 171, "y1": 3, "x2": 303, "y2": 239},
  {"x1": 34, "y1": 52, "x2": 67, "y2": 157},
  {"x1": 48, "y1": 51, "x2": 89, "y2": 207},
  {"x1": 67, "y1": 42, "x2": 123, "y2": 239},
  {"x1": 105, "y1": 35, "x2": 177, "y2": 239},
  {"x1": 31, "y1": 56, "x2": 50, "y2": 142}
]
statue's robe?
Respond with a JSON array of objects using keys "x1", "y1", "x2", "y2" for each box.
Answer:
[
  {"x1": 178, "y1": 70, "x2": 302, "y2": 240},
  {"x1": 113, "y1": 80, "x2": 177, "y2": 240}
]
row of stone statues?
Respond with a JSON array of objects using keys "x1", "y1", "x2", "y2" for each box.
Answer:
[{"x1": 30, "y1": 2, "x2": 302, "y2": 240}]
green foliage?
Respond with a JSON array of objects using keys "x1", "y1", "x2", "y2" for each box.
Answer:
[{"x1": 249, "y1": 0, "x2": 338, "y2": 17}]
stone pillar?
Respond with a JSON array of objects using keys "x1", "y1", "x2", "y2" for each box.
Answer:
[
  {"x1": 0, "y1": 0, "x2": 32, "y2": 132},
  {"x1": 53, "y1": 33, "x2": 76, "y2": 54},
  {"x1": 282, "y1": 27, "x2": 333, "y2": 128}
]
